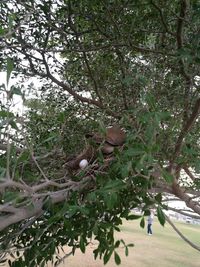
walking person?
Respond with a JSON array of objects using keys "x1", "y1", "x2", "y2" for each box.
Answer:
[{"x1": 147, "y1": 211, "x2": 154, "y2": 235}]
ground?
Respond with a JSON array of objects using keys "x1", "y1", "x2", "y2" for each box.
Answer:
[{"x1": 47, "y1": 218, "x2": 200, "y2": 267}]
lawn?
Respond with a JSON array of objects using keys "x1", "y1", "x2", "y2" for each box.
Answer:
[{"x1": 49, "y1": 218, "x2": 200, "y2": 267}]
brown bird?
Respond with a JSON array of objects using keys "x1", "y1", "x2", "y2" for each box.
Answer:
[
  {"x1": 86, "y1": 125, "x2": 126, "y2": 155},
  {"x1": 105, "y1": 125, "x2": 126, "y2": 146},
  {"x1": 65, "y1": 125, "x2": 126, "y2": 170}
]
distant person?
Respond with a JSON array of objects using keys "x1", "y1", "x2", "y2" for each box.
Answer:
[{"x1": 147, "y1": 211, "x2": 154, "y2": 235}]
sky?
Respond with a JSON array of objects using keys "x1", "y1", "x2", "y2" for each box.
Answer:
[{"x1": 0, "y1": 71, "x2": 34, "y2": 115}]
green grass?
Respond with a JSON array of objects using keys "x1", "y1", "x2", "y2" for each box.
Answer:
[
  {"x1": 52, "y1": 218, "x2": 200, "y2": 267},
  {"x1": 116, "y1": 219, "x2": 200, "y2": 267}
]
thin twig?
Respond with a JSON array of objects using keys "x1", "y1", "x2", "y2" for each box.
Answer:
[
  {"x1": 150, "y1": 1, "x2": 174, "y2": 35},
  {"x1": 25, "y1": 137, "x2": 49, "y2": 181},
  {"x1": 55, "y1": 251, "x2": 74, "y2": 266},
  {"x1": 6, "y1": 140, "x2": 11, "y2": 180}
]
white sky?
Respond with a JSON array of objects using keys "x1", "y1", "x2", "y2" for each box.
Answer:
[{"x1": 0, "y1": 71, "x2": 30, "y2": 115}]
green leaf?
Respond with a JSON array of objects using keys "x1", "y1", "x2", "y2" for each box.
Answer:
[
  {"x1": 114, "y1": 226, "x2": 121, "y2": 232},
  {"x1": 194, "y1": 159, "x2": 200, "y2": 173},
  {"x1": 106, "y1": 192, "x2": 118, "y2": 209},
  {"x1": 0, "y1": 167, "x2": 6, "y2": 179},
  {"x1": 3, "y1": 191, "x2": 19, "y2": 203},
  {"x1": 39, "y1": 134, "x2": 57, "y2": 145},
  {"x1": 103, "y1": 249, "x2": 113, "y2": 265},
  {"x1": 0, "y1": 26, "x2": 5, "y2": 36},
  {"x1": 127, "y1": 214, "x2": 141, "y2": 220},
  {"x1": 6, "y1": 58, "x2": 14, "y2": 86},
  {"x1": 121, "y1": 76, "x2": 133, "y2": 86},
  {"x1": 155, "y1": 193, "x2": 162, "y2": 203},
  {"x1": 17, "y1": 150, "x2": 30, "y2": 163},
  {"x1": 157, "y1": 206, "x2": 166, "y2": 226},
  {"x1": 66, "y1": 205, "x2": 79, "y2": 217},
  {"x1": 114, "y1": 251, "x2": 121, "y2": 265},
  {"x1": 143, "y1": 209, "x2": 151, "y2": 216},
  {"x1": 0, "y1": 110, "x2": 14, "y2": 118},
  {"x1": 120, "y1": 210, "x2": 129, "y2": 218},
  {"x1": 8, "y1": 14, "x2": 14, "y2": 29},
  {"x1": 114, "y1": 240, "x2": 120, "y2": 248},
  {"x1": 121, "y1": 161, "x2": 132, "y2": 177},
  {"x1": 127, "y1": 243, "x2": 134, "y2": 247},
  {"x1": 79, "y1": 206, "x2": 89, "y2": 215},
  {"x1": 125, "y1": 246, "x2": 129, "y2": 256},
  {"x1": 102, "y1": 180, "x2": 126, "y2": 192},
  {"x1": 79, "y1": 236, "x2": 85, "y2": 253},
  {"x1": 9, "y1": 120, "x2": 18, "y2": 130},
  {"x1": 93, "y1": 249, "x2": 99, "y2": 260},
  {"x1": 125, "y1": 148, "x2": 144, "y2": 157},
  {"x1": 162, "y1": 169, "x2": 174, "y2": 183},
  {"x1": 10, "y1": 86, "x2": 23, "y2": 96},
  {"x1": 145, "y1": 93, "x2": 156, "y2": 109},
  {"x1": 140, "y1": 217, "x2": 145, "y2": 228},
  {"x1": 42, "y1": 196, "x2": 53, "y2": 211},
  {"x1": 57, "y1": 112, "x2": 65, "y2": 122},
  {"x1": 157, "y1": 111, "x2": 171, "y2": 120}
]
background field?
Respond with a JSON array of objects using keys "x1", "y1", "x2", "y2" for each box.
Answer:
[{"x1": 51, "y1": 218, "x2": 200, "y2": 267}]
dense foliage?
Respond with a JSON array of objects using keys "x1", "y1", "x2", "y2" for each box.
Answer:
[{"x1": 0, "y1": 0, "x2": 200, "y2": 266}]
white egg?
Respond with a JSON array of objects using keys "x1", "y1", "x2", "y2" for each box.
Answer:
[{"x1": 79, "y1": 159, "x2": 89, "y2": 169}]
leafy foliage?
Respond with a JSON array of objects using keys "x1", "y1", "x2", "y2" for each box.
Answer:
[{"x1": 0, "y1": 0, "x2": 200, "y2": 266}]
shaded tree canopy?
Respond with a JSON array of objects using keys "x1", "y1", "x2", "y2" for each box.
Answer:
[{"x1": 0, "y1": 0, "x2": 200, "y2": 266}]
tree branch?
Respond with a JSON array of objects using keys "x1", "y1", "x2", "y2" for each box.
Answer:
[
  {"x1": 183, "y1": 166, "x2": 199, "y2": 181},
  {"x1": 172, "y1": 180, "x2": 200, "y2": 215},
  {"x1": 176, "y1": 0, "x2": 188, "y2": 49},
  {"x1": 167, "y1": 206, "x2": 200, "y2": 220},
  {"x1": 82, "y1": 51, "x2": 103, "y2": 104},
  {"x1": 150, "y1": 1, "x2": 174, "y2": 36},
  {"x1": 172, "y1": 98, "x2": 200, "y2": 161},
  {"x1": 165, "y1": 213, "x2": 200, "y2": 252},
  {"x1": 41, "y1": 53, "x2": 119, "y2": 118},
  {"x1": 0, "y1": 180, "x2": 33, "y2": 193},
  {"x1": 176, "y1": 0, "x2": 192, "y2": 123},
  {"x1": 0, "y1": 176, "x2": 93, "y2": 231}
]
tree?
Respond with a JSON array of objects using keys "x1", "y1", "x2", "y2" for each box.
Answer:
[{"x1": 0, "y1": 0, "x2": 200, "y2": 266}]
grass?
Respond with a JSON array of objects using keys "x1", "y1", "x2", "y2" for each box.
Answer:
[{"x1": 49, "y1": 218, "x2": 200, "y2": 267}]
